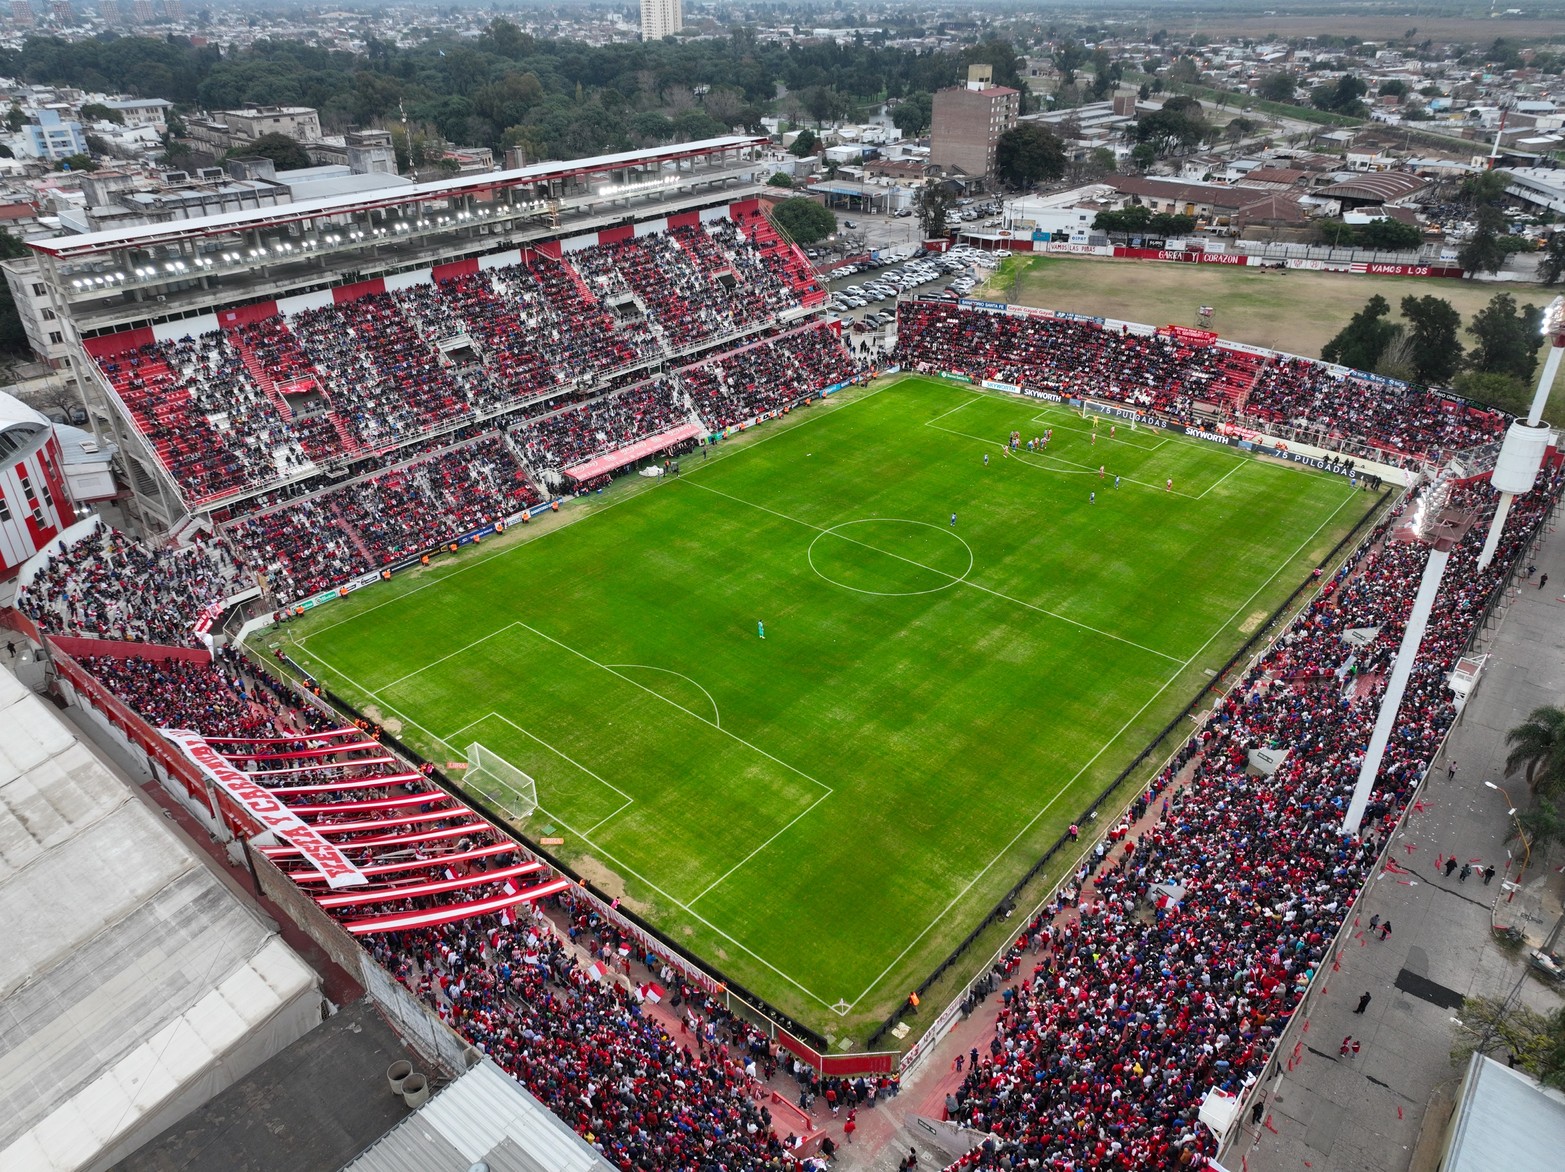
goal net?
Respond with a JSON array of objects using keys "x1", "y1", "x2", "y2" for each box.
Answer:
[{"x1": 465, "y1": 742, "x2": 537, "y2": 822}]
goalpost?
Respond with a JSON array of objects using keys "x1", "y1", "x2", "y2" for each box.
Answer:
[{"x1": 465, "y1": 742, "x2": 538, "y2": 822}]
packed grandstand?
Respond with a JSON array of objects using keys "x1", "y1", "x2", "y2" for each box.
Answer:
[{"x1": 4, "y1": 153, "x2": 1560, "y2": 1171}]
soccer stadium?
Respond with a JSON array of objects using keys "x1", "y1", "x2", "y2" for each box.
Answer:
[{"x1": 2, "y1": 136, "x2": 1561, "y2": 1171}]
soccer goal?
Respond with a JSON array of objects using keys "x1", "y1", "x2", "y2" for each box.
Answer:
[{"x1": 465, "y1": 742, "x2": 538, "y2": 822}]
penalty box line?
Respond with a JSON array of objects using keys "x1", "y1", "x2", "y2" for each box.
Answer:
[
  {"x1": 447, "y1": 711, "x2": 636, "y2": 835},
  {"x1": 300, "y1": 650, "x2": 843, "y2": 1013},
  {"x1": 844, "y1": 476, "x2": 1365, "y2": 1011}
]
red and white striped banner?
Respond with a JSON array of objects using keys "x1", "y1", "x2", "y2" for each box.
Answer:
[{"x1": 161, "y1": 728, "x2": 369, "y2": 889}]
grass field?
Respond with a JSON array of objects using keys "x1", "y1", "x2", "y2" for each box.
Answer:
[{"x1": 271, "y1": 376, "x2": 1382, "y2": 1041}]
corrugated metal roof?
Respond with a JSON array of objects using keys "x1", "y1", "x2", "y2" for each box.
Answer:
[
  {"x1": 340, "y1": 1060, "x2": 615, "y2": 1172},
  {"x1": 1444, "y1": 1054, "x2": 1565, "y2": 1171}
]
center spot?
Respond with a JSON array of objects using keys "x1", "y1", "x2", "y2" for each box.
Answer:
[{"x1": 806, "y1": 519, "x2": 974, "y2": 597}]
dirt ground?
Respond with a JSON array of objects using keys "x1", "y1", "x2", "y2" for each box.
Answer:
[{"x1": 1003, "y1": 255, "x2": 1552, "y2": 362}]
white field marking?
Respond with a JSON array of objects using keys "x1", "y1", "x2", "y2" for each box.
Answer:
[
  {"x1": 675, "y1": 382, "x2": 889, "y2": 485},
  {"x1": 1198, "y1": 458, "x2": 1249, "y2": 499},
  {"x1": 307, "y1": 660, "x2": 840, "y2": 1009},
  {"x1": 1023, "y1": 409, "x2": 1168, "y2": 451},
  {"x1": 806, "y1": 519, "x2": 975, "y2": 597},
  {"x1": 302, "y1": 383, "x2": 890, "y2": 643},
  {"x1": 844, "y1": 481, "x2": 1364, "y2": 1010},
  {"x1": 928, "y1": 420, "x2": 1206, "y2": 497},
  {"x1": 604, "y1": 664, "x2": 722, "y2": 727},
  {"x1": 296, "y1": 644, "x2": 461, "y2": 759},
  {"x1": 688, "y1": 787, "x2": 834, "y2": 906},
  {"x1": 373, "y1": 622, "x2": 522, "y2": 693},
  {"x1": 514, "y1": 621, "x2": 833, "y2": 798},
  {"x1": 457, "y1": 712, "x2": 635, "y2": 833},
  {"x1": 683, "y1": 479, "x2": 1184, "y2": 665},
  {"x1": 924, "y1": 394, "x2": 981, "y2": 425}
]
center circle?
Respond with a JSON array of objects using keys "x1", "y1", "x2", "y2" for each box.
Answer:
[{"x1": 807, "y1": 519, "x2": 975, "y2": 597}]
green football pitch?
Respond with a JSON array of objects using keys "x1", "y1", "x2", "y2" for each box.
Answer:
[{"x1": 272, "y1": 375, "x2": 1383, "y2": 1039}]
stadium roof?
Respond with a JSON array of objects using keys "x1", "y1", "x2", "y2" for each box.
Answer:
[
  {"x1": 28, "y1": 136, "x2": 767, "y2": 260},
  {"x1": 0, "y1": 666, "x2": 321, "y2": 1172},
  {"x1": 341, "y1": 1058, "x2": 616, "y2": 1172}
]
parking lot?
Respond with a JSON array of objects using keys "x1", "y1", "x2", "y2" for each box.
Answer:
[{"x1": 818, "y1": 240, "x2": 1008, "y2": 340}]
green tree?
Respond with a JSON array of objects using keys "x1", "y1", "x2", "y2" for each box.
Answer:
[
  {"x1": 55, "y1": 152, "x2": 96, "y2": 172},
  {"x1": 1137, "y1": 97, "x2": 1208, "y2": 156},
  {"x1": 1460, "y1": 169, "x2": 1508, "y2": 209},
  {"x1": 1322, "y1": 294, "x2": 1400, "y2": 371},
  {"x1": 1148, "y1": 212, "x2": 1195, "y2": 237},
  {"x1": 234, "y1": 131, "x2": 310, "y2": 170},
  {"x1": 891, "y1": 92, "x2": 932, "y2": 138},
  {"x1": 1129, "y1": 142, "x2": 1157, "y2": 171},
  {"x1": 1537, "y1": 232, "x2": 1565, "y2": 285},
  {"x1": 1466, "y1": 293, "x2": 1543, "y2": 382},
  {"x1": 1093, "y1": 205, "x2": 1152, "y2": 241},
  {"x1": 1506, "y1": 706, "x2": 1565, "y2": 799},
  {"x1": 79, "y1": 102, "x2": 124, "y2": 125},
  {"x1": 916, "y1": 181, "x2": 952, "y2": 241},
  {"x1": 1256, "y1": 73, "x2": 1295, "y2": 102},
  {"x1": 788, "y1": 128, "x2": 819, "y2": 158},
  {"x1": 766, "y1": 171, "x2": 794, "y2": 188},
  {"x1": 1453, "y1": 998, "x2": 1565, "y2": 1089},
  {"x1": 1458, "y1": 206, "x2": 1509, "y2": 276},
  {"x1": 1451, "y1": 370, "x2": 1534, "y2": 417},
  {"x1": 1400, "y1": 294, "x2": 1465, "y2": 384},
  {"x1": 994, "y1": 123, "x2": 1066, "y2": 188},
  {"x1": 1355, "y1": 218, "x2": 1424, "y2": 251},
  {"x1": 1377, "y1": 79, "x2": 1408, "y2": 98},
  {"x1": 770, "y1": 197, "x2": 836, "y2": 245},
  {"x1": 1052, "y1": 39, "x2": 1088, "y2": 87},
  {"x1": 1311, "y1": 74, "x2": 1368, "y2": 115}
]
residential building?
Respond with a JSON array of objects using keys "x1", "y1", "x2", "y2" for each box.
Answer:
[
  {"x1": 930, "y1": 65, "x2": 1019, "y2": 181},
  {"x1": 188, "y1": 106, "x2": 322, "y2": 154},
  {"x1": 1, "y1": 255, "x2": 72, "y2": 367},
  {"x1": 640, "y1": 0, "x2": 681, "y2": 41},
  {"x1": 23, "y1": 109, "x2": 88, "y2": 162},
  {"x1": 10, "y1": 0, "x2": 34, "y2": 26},
  {"x1": 100, "y1": 97, "x2": 172, "y2": 130}
]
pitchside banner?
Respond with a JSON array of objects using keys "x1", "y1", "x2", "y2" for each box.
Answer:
[{"x1": 161, "y1": 728, "x2": 369, "y2": 888}]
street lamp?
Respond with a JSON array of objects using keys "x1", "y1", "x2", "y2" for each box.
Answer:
[
  {"x1": 1342, "y1": 474, "x2": 1476, "y2": 835},
  {"x1": 1484, "y1": 780, "x2": 1530, "y2": 897},
  {"x1": 1475, "y1": 294, "x2": 1562, "y2": 570}
]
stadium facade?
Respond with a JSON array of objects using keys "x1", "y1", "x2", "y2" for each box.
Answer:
[{"x1": 26, "y1": 136, "x2": 807, "y2": 533}]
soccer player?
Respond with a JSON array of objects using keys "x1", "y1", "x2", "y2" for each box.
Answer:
[
  {"x1": 1090, "y1": 491, "x2": 1096, "y2": 504},
  {"x1": 1114, "y1": 475, "x2": 1121, "y2": 489},
  {"x1": 1166, "y1": 477, "x2": 1173, "y2": 491},
  {"x1": 983, "y1": 453, "x2": 989, "y2": 466},
  {"x1": 1099, "y1": 464, "x2": 1105, "y2": 479},
  {"x1": 757, "y1": 621, "x2": 765, "y2": 639},
  {"x1": 950, "y1": 513, "x2": 957, "y2": 526}
]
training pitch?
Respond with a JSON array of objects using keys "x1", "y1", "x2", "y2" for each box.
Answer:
[{"x1": 275, "y1": 376, "x2": 1383, "y2": 1038}]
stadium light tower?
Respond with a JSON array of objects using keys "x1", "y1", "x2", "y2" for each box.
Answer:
[
  {"x1": 1341, "y1": 480, "x2": 1476, "y2": 836},
  {"x1": 1475, "y1": 294, "x2": 1563, "y2": 571}
]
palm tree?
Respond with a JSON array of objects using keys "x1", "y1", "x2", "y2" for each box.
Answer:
[{"x1": 1505, "y1": 706, "x2": 1565, "y2": 798}]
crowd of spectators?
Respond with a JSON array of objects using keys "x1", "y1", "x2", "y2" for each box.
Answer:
[
  {"x1": 897, "y1": 301, "x2": 1511, "y2": 464},
  {"x1": 511, "y1": 377, "x2": 692, "y2": 473},
  {"x1": 17, "y1": 524, "x2": 245, "y2": 647},
  {"x1": 223, "y1": 433, "x2": 539, "y2": 604},
  {"x1": 1243, "y1": 357, "x2": 1506, "y2": 460},
  {"x1": 896, "y1": 303, "x2": 1219, "y2": 423},
  {"x1": 940, "y1": 469, "x2": 1559, "y2": 1171},
  {"x1": 682, "y1": 324, "x2": 862, "y2": 429},
  {"x1": 65, "y1": 641, "x2": 791, "y2": 1171},
  {"x1": 87, "y1": 218, "x2": 812, "y2": 506}
]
